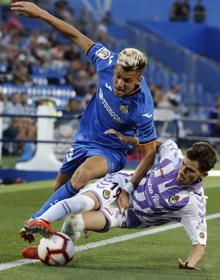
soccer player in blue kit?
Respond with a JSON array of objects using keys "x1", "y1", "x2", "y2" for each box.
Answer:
[{"x1": 12, "y1": 2, "x2": 157, "y2": 233}]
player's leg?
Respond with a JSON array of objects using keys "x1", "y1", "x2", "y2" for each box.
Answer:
[
  {"x1": 61, "y1": 211, "x2": 108, "y2": 241},
  {"x1": 83, "y1": 211, "x2": 109, "y2": 230},
  {"x1": 25, "y1": 173, "x2": 124, "y2": 240},
  {"x1": 31, "y1": 177, "x2": 73, "y2": 219},
  {"x1": 52, "y1": 172, "x2": 72, "y2": 191},
  {"x1": 31, "y1": 143, "x2": 90, "y2": 219},
  {"x1": 68, "y1": 144, "x2": 126, "y2": 192},
  {"x1": 23, "y1": 192, "x2": 100, "y2": 238},
  {"x1": 21, "y1": 146, "x2": 124, "y2": 241},
  {"x1": 70, "y1": 155, "x2": 109, "y2": 191},
  {"x1": 32, "y1": 145, "x2": 125, "y2": 219},
  {"x1": 22, "y1": 210, "x2": 106, "y2": 260},
  {"x1": 62, "y1": 205, "x2": 128, "y2": 241},
  {"x1": 20, "y1": 155, "x2": 108, "y2": 242},
  {"x1": 19, "y1": 175, "x2": 74, "y2": 242},
  {"x1": 22, "y1": 209, "x2": 120, "y2": 260},
  {"x1": 37, "y1": 192, "x2": 99, "y2": 223},
  {"x1": 31, "y1": 155, "x2": 108, "y2": 219}
]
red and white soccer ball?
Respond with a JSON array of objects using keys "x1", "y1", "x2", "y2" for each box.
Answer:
[{"x1": 38, "y1": 232, "x2": 74, "y2": 266}]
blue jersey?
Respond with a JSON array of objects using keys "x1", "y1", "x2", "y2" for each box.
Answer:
[{"x1": 75, "y1": 43, "x2": 157, "y2": 153}]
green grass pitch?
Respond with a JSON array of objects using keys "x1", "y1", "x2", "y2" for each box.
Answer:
[{"x1": 0, "y1": 176, "x2": 220, "y2": 280}]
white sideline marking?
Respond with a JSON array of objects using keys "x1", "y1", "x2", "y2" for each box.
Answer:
[
  {"x1": 0, "y1": 259, "x2": 39, "y2": 270},
  {"x1": 0, "y1": 212, "x2": 220, "y2": 271}
]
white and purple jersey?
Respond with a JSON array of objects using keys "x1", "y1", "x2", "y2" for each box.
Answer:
[{"x1": 126, "y1": 140, "x2": 207, "y2": 245}]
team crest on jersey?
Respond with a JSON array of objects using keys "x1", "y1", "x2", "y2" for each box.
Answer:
[
  {"x1": 103, "y1": 189, "x2": 111, "y2": 199},
  {"x1": 168, "y1": 195, "x2": 180, "y2": 204},
  {"x1": 120, "y1": 105, "x2": 129, "y2": 114},
  {"x1": 95, "y1": 47, "x2": 111, "y2": 59},
  {"x1": 199, "y1": 232, "x2": 205, "y2": 239}
]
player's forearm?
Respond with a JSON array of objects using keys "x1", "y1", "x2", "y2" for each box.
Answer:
[
  {"x1": 39, "y1": 10, "x2": 94, "y2": 52},
  {"x1": 125, "y1": 136, "x2": 139, "y2": 146},
  {"x1": 187, "y1": 244, "x2": 205, "y2": 267},
  {"x1": 155, "y1": 139, "x2": 162, "y2": 152},
  {"x1": 130, "y1": 144, "x2": 156, "y2": 186}
]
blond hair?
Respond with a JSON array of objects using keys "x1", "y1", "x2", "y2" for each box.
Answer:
[{"x1": 117, "y1": 48, "x2": 147, "y2": 74}]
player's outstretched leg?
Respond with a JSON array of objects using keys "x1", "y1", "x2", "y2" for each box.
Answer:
[
  {"x1": 32, "y1": 181, "x2": 78, "y2": 219},
  {"x1": 24, "y1": 219, "x2": 56, "y2": 238}
]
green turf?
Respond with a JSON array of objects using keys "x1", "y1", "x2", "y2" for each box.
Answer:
[
  {"x1": 0, "y1": 177, "x2": 220, "y2": 279},
  {"x1": 0, "y1": 156, "x2": 20, "y2": 168}
]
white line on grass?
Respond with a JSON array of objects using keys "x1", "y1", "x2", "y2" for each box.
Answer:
[{"x1": 0, "y1": 212, "x2": 220, "y2": 271}]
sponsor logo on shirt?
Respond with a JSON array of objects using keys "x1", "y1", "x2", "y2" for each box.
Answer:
[
  {"x1": 108, "y1": 55, "x2": 114, "y2": 65},
  {"x1": 120, "y1": 104, "x2": 129, "y2": 114},
  {"x1": 105, "y1": 83, "x2": 112, "y2": 91},
  {"x1": 96, "y1": 47, "x2": 111, "y2": 59},
  {"x1": 99, "y1": 88, "x2": 124, "y2": 123},
  {"x1": 168, "y1": 195, "x2": 180, "y2": 204},
  {"x1": 199, "y1": 232, "x2": 205, "y2": 239},
  {"x1": 152, "y1": 193, "x2": 163, "y2": 209},
  {"x1": 103, "y1": 189, "x2": 111, "y2": 199},
  {"x1": 142, "y1": 113, "x2": 152, "y2": 118},
  {"x1": 144, "y1": 179, "x2": 163, "y2": 209}
]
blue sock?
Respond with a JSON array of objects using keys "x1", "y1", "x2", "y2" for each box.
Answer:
[{"x1": 32, "y1": 181, "x2": 78, "y2": 219}]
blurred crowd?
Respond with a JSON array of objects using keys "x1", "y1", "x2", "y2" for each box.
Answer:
[
  {"x1": 170, "y1": 0, "x2": 206, "y2": 23},
  {"x1": 0, "y1": 0, "x2": 114, "y2": 157},
  {"x1": 0, "y1": 0, "x2": 218, "y2": 163}
]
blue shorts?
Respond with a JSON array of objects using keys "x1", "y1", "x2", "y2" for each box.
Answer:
[{"x1": 60, "y1": 141, "x2": 126, "y2": 175}]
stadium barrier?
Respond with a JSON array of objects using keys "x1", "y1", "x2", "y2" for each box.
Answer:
[
  {"x1": 0, "y1": 109, "x2": 219, "y2": 179},
  {"x1": 0, "y1": 104, "x2": 76, "y2": 172},
  {"x1": 15, "y1": 104, "x2": 62, "y2": 171}
]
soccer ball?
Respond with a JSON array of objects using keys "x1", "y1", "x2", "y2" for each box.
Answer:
[{"x1": 38, "y1": 232, "x2": 74, "y2": 266}]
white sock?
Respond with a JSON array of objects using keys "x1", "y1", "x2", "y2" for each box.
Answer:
[{"x1": 37, "y1": 195, "x2": 95, "y2": 222}]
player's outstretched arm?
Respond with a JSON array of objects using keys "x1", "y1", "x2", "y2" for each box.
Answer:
[
  {"x1": 130, "y1": 142, "x2": 156, "y2": 186},
  {"x1": 11, "y1": 1, "x2": 94, "y2": 53},
  {"x1": 117, "y1": 142, "x2": 156, "y2": 210},
  {"x1": 105, "y1": 129, "x2": 156, "y2": 209},
  {"x1": 178, "y1": 244, "x2": 205, "y2": 270}
]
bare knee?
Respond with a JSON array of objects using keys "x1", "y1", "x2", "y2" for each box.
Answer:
[{"x1": 71, "y1": 168, "x2": 93, "y2": 190}]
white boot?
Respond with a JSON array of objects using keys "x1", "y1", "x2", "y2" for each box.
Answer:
[{"x1": 61, "y1": 214, "x2": 85, "y2": 241}]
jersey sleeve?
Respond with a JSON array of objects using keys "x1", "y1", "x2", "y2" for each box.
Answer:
[
  {"x1": 159, "y1": 140, "x2": 183, "y2": 167},
  {"x1": 86, "y1": 43, "x2": 116, "y2": 72},
  {"x1": 136, "y1": 114, "x2": 157, "y2": 144},
  {"x1": 180, "y1": 195, "x2": 207, "y2": 246}
]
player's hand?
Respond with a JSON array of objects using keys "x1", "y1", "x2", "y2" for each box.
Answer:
[
  {"x1": 11, "y1": 1, "x2": 44, "y2": 18},
  {"x1": 105, "y1": 129, "x2": 128, "y2": 145},
  {"x1": 116, "y1": 190, "x2": 129, "y2": 211},
  {"x1": 178, "y1": 258, "x2": 200, "y2": 271}
]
